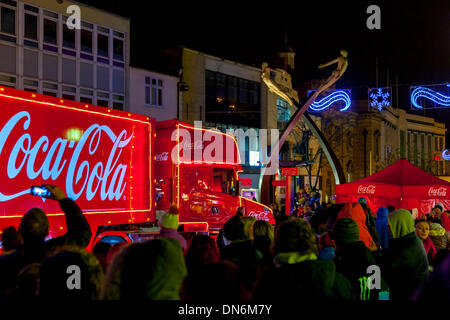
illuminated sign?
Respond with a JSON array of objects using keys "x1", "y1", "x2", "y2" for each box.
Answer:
[
  {"x1": 308, "y1": 89, "x2": 351, "y2": 111},
  {"x1": 411, "y1": 84, "x2": 450, "y2": 109},
  {"x1": 368, "y1": 87, "x2": 392, "y2": 111},
  {"x1": 0, "y1": 87, "x2": 152, "y2": 217},
  {"x1": 239, "y1": 178, "x2": 252, "y2": 187},
  {"x1": 442, "y1": 149, "x2": 450, "y2": 161}
]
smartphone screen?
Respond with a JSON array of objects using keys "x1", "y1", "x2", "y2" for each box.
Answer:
[{"x1": 30, "y1": 186, "x2": 50, "y2": 197}]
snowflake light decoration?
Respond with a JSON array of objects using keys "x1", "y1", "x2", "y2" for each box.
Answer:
[{"x1": 369, "y1": 87, "x2": 392, "y2": 111}]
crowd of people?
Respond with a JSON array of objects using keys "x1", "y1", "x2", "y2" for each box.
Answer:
[{"x1": 0, "y1": 184, "x2": 449, "y2": 301}]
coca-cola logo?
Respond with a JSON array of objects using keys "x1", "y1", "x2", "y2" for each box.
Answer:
[
  {"x1": 357, "y1": 185, "x2": 376, "y2": 194},
  {"x1": 248, "y1": 211, "x2": 269, "y2": 221},
  {"x1": 155, "y1": 152, "x2": 168, "y2": 162},
  {"x1": 428, "y1": 187, "x2": 447, "y2": 197},
  {"x1": 183, "y1": 140, "x2": 203, "y2": 150},
  {"x1": 0, "y1": 111, "x2": 132, "y2": 202}
]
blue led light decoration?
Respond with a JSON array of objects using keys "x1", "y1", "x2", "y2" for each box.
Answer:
[
  {"x1": 368, "y1": 87, "x2": 392, "y2": 111},
  {"x1": 308, "y1": 89, "x2": 351, "y2": 112},
  {"x1": 410, "y1": 84, "x2": 450, "y2": 109},
  {"x1": 442, "y1": 149, "x2": 450, "y2": 161}
]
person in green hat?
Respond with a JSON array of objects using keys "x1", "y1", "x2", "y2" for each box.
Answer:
[{"x1": 382, "y1": 209, "x2": 429, "y2": 300}]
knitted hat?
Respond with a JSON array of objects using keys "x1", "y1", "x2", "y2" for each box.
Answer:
[
  {"x1": 333, "y1": 218, "x2": 360, "y2": 245},
  {"x1": 159, "y1": 205, "x2": 179, "y2": 230}
]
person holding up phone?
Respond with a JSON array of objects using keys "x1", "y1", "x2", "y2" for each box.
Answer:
[{"x1": 0, "y1": 185, "x2": 92, "y2": 298}]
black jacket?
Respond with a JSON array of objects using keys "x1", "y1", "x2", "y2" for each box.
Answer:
[
  {"x1": 254, "y1": 259, "x2": 354, "y2": 300},
  {"x1": 221, "y1": 240, "x2": 263, "y2": 293},
  {"x1": 335, "y1": 241, "x2": 388, "y2": 300},
  {"x1": 0, "y1": 198, "x2": 92, "y2": 298},
  {"x1": 382, "y1": 232, "x2": 429, "y2": 300}
]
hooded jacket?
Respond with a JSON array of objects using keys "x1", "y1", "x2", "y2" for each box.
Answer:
[
  {"x1": 254, "y1": 251, "x2": 354, "y2": 300},
  {"x1": 375, "y1": 207, "x2": 390, "y2": 250},
  {"x1": 383, "y1": 209, "x2": 429, "y2": 300},
  {"x1": 336, "y1": 203, "x2": 375, "y2": 250},
  {"x1": 333, "y1": 218, "x2": 389, "y2": 300}
]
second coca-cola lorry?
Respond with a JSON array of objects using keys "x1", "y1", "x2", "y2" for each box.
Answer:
[{"x1": 0, "y1": 87, "x2": 273, "y2": 248}]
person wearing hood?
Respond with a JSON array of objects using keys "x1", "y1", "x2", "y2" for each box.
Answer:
[
  {"x1": 383, "y1": 209, "x2": 429, "y2": 300},
  {"x1": 332, "y1": 218, "x2": 389, "y2": 300},
  {"x1": 101, "y1": 238, "x2": 187, "y2": 300},
  {"x1": 375, "y1": 207, "x2": 390, "y2": 250},
  {"x1": 336, "y1": 203, "x2": 377, "y2": 251},
  {"x1": 254, "y1": 218, "x2": 354, "y2": 300},
  {"x1": 358, "y1": 198, "x2": 379, "y2": 247}
]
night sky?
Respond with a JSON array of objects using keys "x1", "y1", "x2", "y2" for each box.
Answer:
[{"x1": 79, "y1": 0, "x2": 450, "y2": 147}]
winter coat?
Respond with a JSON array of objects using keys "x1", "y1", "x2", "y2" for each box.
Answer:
[
  {"x1": 336, "y1": 203, "x2": 375, "y2": 250},
  {"x1": 254, "y1": 252, "x2": 354, "y2": 300},
  {"x1": 221, "y1": 240, "x2": 263, "y2": 293},
  {"x1": 335, "y1": 241, "x2": 388, "y2": 300},
  {"x1": 383, "y1": 209, "x2": 429, "y2": 300},
  {"x1": 375, "y1": 207, "x2": 390, "y2": 250},
  {"x1": 156, "y1": 227, "x2": 187, "y2": 251},
  {"x1": 0, "y1": 199, "x2": 92, "y2": 298}
]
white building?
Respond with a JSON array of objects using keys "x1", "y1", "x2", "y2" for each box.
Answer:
[
  {"x1": 0, "y1": 0, "x2": 129, "y2": 110},
  {"x1": 128, "y1": 66, "x2": 178, "y2": 121}
]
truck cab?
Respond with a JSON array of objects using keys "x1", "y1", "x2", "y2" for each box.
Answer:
[{"x1": 155, "y1": 120, "x2": 274, "y2": 230}]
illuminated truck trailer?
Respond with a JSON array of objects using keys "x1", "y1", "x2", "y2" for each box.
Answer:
[
  {"x1": 0, "y1": 87, "x2": 273, "y2": 245},
  {"x1": 0, "y1": 87, "x2": 154, "y2": 242}
]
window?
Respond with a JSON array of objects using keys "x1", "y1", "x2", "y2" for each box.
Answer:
[
  {"x1": 80, "y1": 96, "x2": 92, "y2": 104},
  {"x1": 112, "y1": 94, "x2": 124, "y2": 110},
  {"x1": 62, "y1": 86, "x2": 76, "y2": 101},
  {"x1": 81, "y1": 29, "x2": 92, "y2": 53},
  {"x1": 0, "y1": 74, "x2": 16, "y2": 86},
  {"x1": 63, "y1": 17, "x2": 75, "y2": 48},
  {"x1": 43, "y1": 82, "x2": 57, "y2": 97},
  {"x1": 238, "y1": 79, "x2": 248, "y2": 104},
  {"x1": 113, "y1": 38, "x2": 123, "y2": 61},
  {"x1": 212, "y1": 168, "x2": 237, "y2": 196},
  {"x1": 1, "y1": 6, "x2": 15, "y2": 35},
  {"x1": 43, "y1": 18, "x2": 57, "y2": 44},
  {"x1": 96, "y1": 91, "x2": 109, "y2": 107},
  {"x1": 24, "y1": 13, "x2": 37, "y2": 40},
  {"x1": 227, "y1": 76, "x2": 237, "y2": 104},
  {"x1": 23, "y1": 78, "x2": 38, "y2": 92},
  {"x1": 145, "y1": 76, "x2": 163, "y2": 107},
  {"x1": 97, "y1": 33, "x2": 109, "y2": 57},
  {"x1": 80, "y1": 88, "x2": 93, "y2": 104},
  {"x1": 277, "y1": 97, "x2": 291, "y2": 130}
]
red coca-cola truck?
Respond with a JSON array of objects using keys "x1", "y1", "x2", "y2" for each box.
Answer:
[{"x1": 0, "y1": 87, "x2": 273, "y2": 249}]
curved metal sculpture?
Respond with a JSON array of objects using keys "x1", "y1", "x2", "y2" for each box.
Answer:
[{"x1": 260, "y1": 51, "x2": 348, "y2": 205}]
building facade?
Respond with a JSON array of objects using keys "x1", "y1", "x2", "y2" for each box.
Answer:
[
  {"x1": 129, "y1": 66, "x2": 178, "y2": 121},
  {"x1": 177, "y1": 47, "x2": 274, "y2": 201},
  {"x1": 0, "y1": 0, "x2": 129, "y2": 110}
]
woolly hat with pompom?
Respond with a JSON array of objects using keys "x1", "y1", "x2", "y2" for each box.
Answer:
[{"x1": 159, "y1": 205, "x2": 180, "y2": 230}]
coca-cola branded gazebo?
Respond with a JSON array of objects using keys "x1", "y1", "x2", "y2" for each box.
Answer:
[{"x1": 335, "y1": 159, "x2": 450, "y2": 217}]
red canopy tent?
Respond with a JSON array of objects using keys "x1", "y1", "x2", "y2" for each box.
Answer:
[{"x1": 335, "y1": 159, "x2": 450, "y2": 217}]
